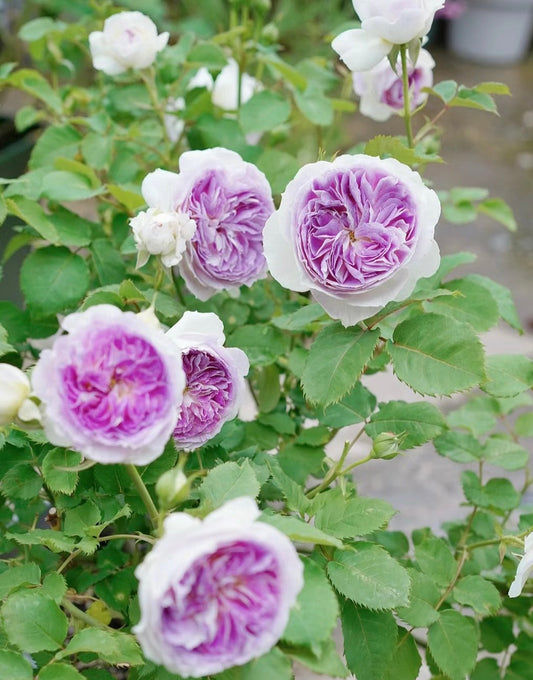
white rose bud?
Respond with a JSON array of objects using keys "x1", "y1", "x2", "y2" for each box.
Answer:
[
  {"x1": 0, "y1": 364, "x2": 34, "y2": 426},
  {"x1": 130, "y1": 208, "x2": 197, "y2": 268},
  {"x1": 89, "y1": 11, "x2": 169, "y2": 76},
  {"x1": 211, "y1": 58, "x2": 261, "y2": 111}
]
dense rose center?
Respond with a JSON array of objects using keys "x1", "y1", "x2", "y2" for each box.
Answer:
[
  {"x1": 174, "y1": 349, "x2": 233, "y2": 444},
  {"x1": 183, "y1": 170, "x2": 270, "y2": 283},
  {"x1": 160, "y1": 541, "x2": 280, "y2": 657},
  {"x1": 61, "y1": 326, "x2": 170, "y2": 440},
  {"x1": 296, "y1": 167, "x2": 418, "y2": 291}
]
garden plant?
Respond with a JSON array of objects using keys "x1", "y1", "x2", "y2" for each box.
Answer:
[{"x1": 0, "y1": 1, "x2": 533, "y2": 679}]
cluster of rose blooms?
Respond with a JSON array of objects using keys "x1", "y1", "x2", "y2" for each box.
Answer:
[{"x1": 2, "y1": 1, "x2": 532, "y2": 676}]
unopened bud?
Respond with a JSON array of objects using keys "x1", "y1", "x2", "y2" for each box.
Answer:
[
  {"x1": 136, "y1": 306, "x2": 162, "y2": 331},
  {"x1": 261, "y1": 22, "x2": 279, "y2": 44},
  {"x1": 252, "y1": 0, "x2": 271, "y2": 13},
  {"x1": 156, "y1": 467, "x2": 190, "y2": 509},
  {"x1": 370, "y1": 432, "x2": 402, "y2": 460}
]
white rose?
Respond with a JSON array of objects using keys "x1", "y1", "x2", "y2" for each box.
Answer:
[
  {"x1": 89, "y1": 11, "x2": 169, "y2": 76},
  {"x1": 0, "y1": 364, "x2": 39, "y2": 426},
  {"x1": 130, "y1": 207, "x2": 196, "y2": 268},
  {"x1": 509, "y1": 533, "x2": 533, "y2": 598},
  {"x1": 164, "y1": 97, "x2": 186, "y2": 144},
  {"x1": 211, "y1": 58, "x2": 261, "y2": 111},
  {"x1": 332, "y1": 0, "x2": 444, "y2": 72},
  {"x1": 353, "y1": 49, "x2": 435, "y2": 122}
]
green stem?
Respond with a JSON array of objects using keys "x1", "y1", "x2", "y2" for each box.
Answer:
[
  {"x1": 125, "y1": 464, "x2": 160, "y2": 533},
  {"x1": 140, "y1": 67, "x2": 172, "y2": 163},
  {"x1": 62, "y1": 598, "x2": 111, "y2": 631},
  {"x1": 400, "y1": 44, "x2": 414, "y2": 149}
]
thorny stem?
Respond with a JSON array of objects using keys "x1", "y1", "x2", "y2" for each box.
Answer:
[{"x1": 400, "y1": 44, "x2": 414, "y2": 149}]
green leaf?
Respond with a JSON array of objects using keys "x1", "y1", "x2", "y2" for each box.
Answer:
[
  {"x1": 256, "y1": 149, "x2": 300, "y2": 194},
  {"x1": 327, "y1": 544, "x2": 411, "y2": 609},
  {"x1": 107, "y1": 184, "x2": 145, "y2": 212},
  {"x1": 7, "y1": 69, "x2": 62, "y2": 114},
  {"x1": 302, "y1": 323, "x2": 380, "y2": 406},
  {"x1": 20, "y1": 246, "x2": 90, "y2": 318},
  {"x1": 396, "y1": 569, "x2": 440, "y2": 627},
  {"x1": 199, "y1": 460, "x2": 260, "y2": 512},
  {"x1": 58, "y1": 628, "x2": 143, "y2": 666},
  {"x1": 51, "y1": 206, "x2": 93, "y2": 248},
  {"x1": 256, "y1": 365, "x2": 281, "y2": 413},
  {"x1": 187, "y1": 41, "x2": 227, "y2": 67},
  {"x1": 446, "y1": 395, "x2": 498, "y2": 437},
  {"x1": 468, "y1": 274, "x2": 522, "y2": 332},
  {"x1": 285, "y1": 639, "x2": 349, "y2": 678},
  {"x1": 480, "y1": 615, "x2": 514, "y2": 653},
  {"x1": 283, "y1": 557, "x2": 339, "y2": 646},
  {"x1": 0, "y1": 563, "x2": 41, "y2": 599},
  {"x1": 6, "y1": 529, "x2": 77, "y2": 553},
  {"x1": 5, "y1": 196, "x2": 60, "y2": 243},
  {"x1": 320, "y1": 382, "x2": 377, "y2": 428},
  {"x1": 425, "y1": 277, "x2": 500, "y2": 332},
  {"x1": 479, "y1": 197, "x2": 517, "y2": 231},
  {"x1": 383, "y1": 628, "x2": 422, "y2": 680},
  {"x1": 2, "y1": 590, "x2": 67, "y2": 652},
  {"x1": 266, "y1": 458, "x2": 310, "y2": 514},
  {"x1": 29, "y1": 125, "x2": 81, "y2": 169},
  {"x1": 484, "y1": 435, "x2": 529, "y2": 470},
  {"x1": 414, "y1": 535, "x2": 456, "y2": 588},
  {"x1": 388, "y1": 313, "x2": 486, "y2": 396},
  {"x1": 42, "y1": 448, "x2": 82, "y2": 495},
  {"x1": 0, "y1": 324, "x2": 15, "y2": 356},
  {"x1": 189, "y1": 114, "x2": 248, "y2": 155},
  {"x1": 42, "y1": 572, "x2": 68, "y2": 604},
  {"x1": 0, "y1": 650, "x2": 33, "y2": 680},
  {"x1": 453, "y1": 575, "x2": 501, "y2": 615},
  {"x1": 228, "y1": 324, "x2": 288, "y2": 366},
  {"x1": 462, "y1": 471, "x2": 520, "y2": 511},
  {"x1": 315, "y1": 492, "x2": 396, "y2": 538},
  {"x1": 430, "y1": 79, "x2": 458, "y2": 103},
  {"x1": 271, "y1": 303, "x2": 326, "y2": 331},
  {"x1": 366, "y1": 401, "x2": 446, "y2": 449},
  {"x1": 294, "y1": 86, "x2": 334, "y2": 126},
  {"x1": 427, "y1": 610, "x2": 479, "y2": 680},
  {"x1": 81, "y1": 132, "x2": 113, "y2": 170},
  {"x1": 470, "y1": 658, "x2": 500, "y2": 680},
  {"x1": 39, "y1": 665, "x2": 85, "y2": 680},
  {"x1": 18, "y1": 16, "x2": 65, "y2": 41},
  {"x1": 365, "y1": 135, "x2": 439, "y2": 166},
  {"x1": 1, "y1": 463, "x2": 42, "y2": 499},
  {"x1": 240, "y1": 91, "x2": 290, "y2": 133},
  {"x1": 260, "y1": 512, "x2": 342, "y2": 548},
  {"x1": 41, "y1": 171, "x2": 104, "y2": 202},
  {"x1": 482, "y1": 355, "x2": 533, "y2": 398},
  {"x1": 341, "y1": 600, "x2": 398, "y2": 680},
  {"x1": 91, "y1": 238, "x2": 127, "y2": 285},
  {"x1": 434, "y1": 430, "x2": 484, "y2": 464}
]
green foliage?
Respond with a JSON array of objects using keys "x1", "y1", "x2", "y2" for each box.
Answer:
[{"x1": 0, "y1": 3, "x2": 530, "y2": 680}]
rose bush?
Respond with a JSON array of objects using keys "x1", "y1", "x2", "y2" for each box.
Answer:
[{"x1": 0, "y1": 2, "x2": 530, "y2": 680}]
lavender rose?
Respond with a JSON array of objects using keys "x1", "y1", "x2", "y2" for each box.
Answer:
[
  {"x1": 332, "y1": 0, "x2": 444, "y2": 72},
  {"x1": 166, "y1": 311, "x2": 249, "y2": 450},
  {"x1": 263, "y1": 154, "x2": 441, "y2": 326},
  {"x1": 140, "y1": 148, "x2": 275, "y2": 300},
  {"x1": 88, "y1": 11, "x2": 169, "y2": 76},
  {"x1": 134, "y1": 497, "x2": 304, "y2": 677},
  {"x1": 353, "y1": 49, "x2": 435, "y2": 122},
  {"x1": 31, "y1": 305, "x2": 185, "y2": 465}
]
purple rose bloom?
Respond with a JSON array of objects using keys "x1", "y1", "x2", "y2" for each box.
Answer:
[
  {"x1": 352, "y1": 49, "x2": 435, "y2": 122},
  {"x1": 165, "y1": 311, "x2": 249, "y2": 450},
  {"x1": 140, "y1": 148, "x2": 275, "y2": 300},
  {"x1": 31, "y1": 305, "x2": 185, "y2": 465},
  {"x1": 134, "y1": 497, "x2": 304, "y2": 677},
  {"x1": 263, "y1": 154, "x2": 441, "y2": 326}
]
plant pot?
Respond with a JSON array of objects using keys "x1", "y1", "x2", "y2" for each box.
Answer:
[{"x1": 448, "y1": 0, "x2": 533, "y2": 65}]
